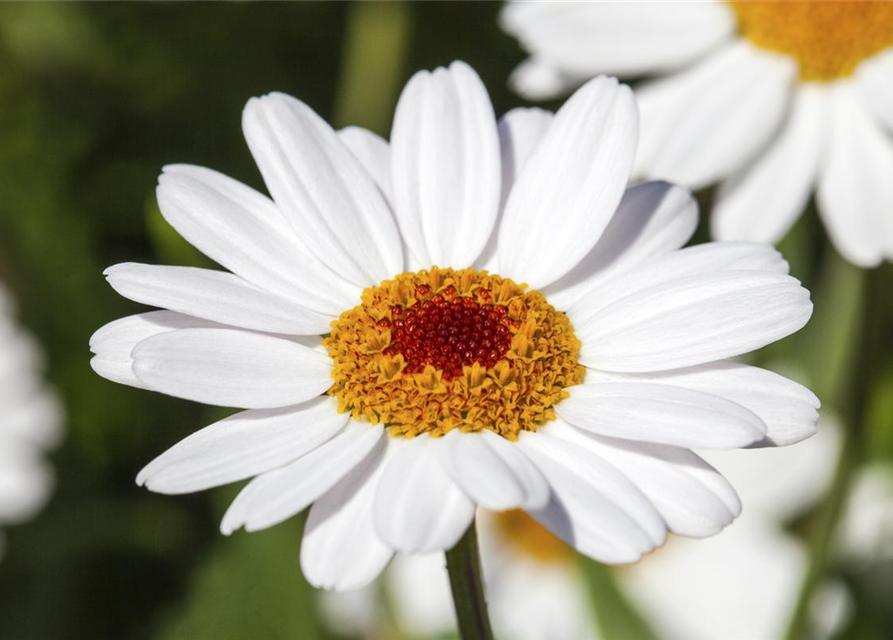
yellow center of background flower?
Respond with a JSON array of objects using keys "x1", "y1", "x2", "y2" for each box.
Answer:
[
  {"x1": 325, "y1": 268, "x2": 584, "y2": 439},
  {"x1": 495, "y1": 509, "x2": 571, "y2": 563},
  {"x1": 730, "y1": 0, "x2": 893, "y2": 81}
]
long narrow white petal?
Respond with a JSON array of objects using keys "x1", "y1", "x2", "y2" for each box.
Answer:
[
  {"x1": 577, "y1": 270, "x2": 812, "y2": 372},
  {"x1": 559, "y1": 381, "x2": 767, "y2": 449},
  {"x1": 90, "y1": 311, "x2": 223, "y2": 389},
  {"x1": 543, "y1": 182, "x2": 698, "y2": 310},
  {"x1": 517, "y1": 430, "x2": 666, "y2": 563},
  {"x1": 713, "y1": 84, "x2": 827, "y2": 244},
  {"x1": 501, "y1": 1, "x2": 735, "y2": 78},
  {"x1": 546, "y1": 420, "x2": 740, "y2": 538},
  {"x1": 570, "y1": 242, "x2": 790, "y2": 325},
  {"x1": 301, "y1": 439, "x2": 395, "y2": 590},
  {"x1": 131, "y1": 328, "x2": 332, "y2": 409},
  {"x1": 105, "y1": 263, "x2": 334, "y2": 335},
  {"x1": 498, "y1": 76, "x2": 638, "y2": 288},
  {"x1": 391, "y1": 61, "x2": 501, "y2": 268},
  {"x1": 438, "y1": 429, "x2": 550, "y2": 511},
  {"x1": 856, "y1": 48, "x2": 893, "y2": 133},
  {"x1": 136, "y1": 397, "x2": 348, "y2": 494},
  {"x1": 374, "y1": 435, "x2": 475, "y2": 553},
  {"x1": 156, "y1": 164, "x2": 361, "y2": 314},
  {"x1": 476, "y1": 107, "x2": 554, "y2": 273},
  {"x1": 635, "y1": 40, "x2": 796, "y2": 189},
  {"x1": 585, "y1": 362, "x2": 819, "y2": 447},
  {"x1": 817, "y1": 81, "x2": 893, "y2": 267},
  {"x1": 338, "y1": 127, "x2": 393, "y2": 203},
  {"x1": 243, "y1": 93, "x2": 403, "y2": 286},
  {"x1": 221, "y1": 424, "x2": 383, "y2": 534}
]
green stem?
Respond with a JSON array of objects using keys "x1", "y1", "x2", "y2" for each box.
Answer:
[
  {"x1": 445, "y1": 519, "x2": 494, "y2": 640},
  {"x1": 784, "y1": 263, "x2": 880, "y2": 640}
]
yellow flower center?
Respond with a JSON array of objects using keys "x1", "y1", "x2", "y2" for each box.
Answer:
[
  {"x1": 324, "y1": 267, "x2": 584, "y2": 440},
  {"x1": 494, "y1": 509, "x2": 571, "y2": 563},
  {"x1": 730, "y1": 0, "x2": 893, "y2": 81}
]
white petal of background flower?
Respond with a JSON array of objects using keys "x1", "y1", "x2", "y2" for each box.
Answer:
[
  {"x1": 221, "y1": 423, "x2": 383, "y2": 534},
  {"x1": 391, "y1": 61, "x2": 501, "y2": 268},
  {"x1": 713, "y1": 83, "x2": 828, "y2": 245},
  {"x1": 302, "y1": 439, "x2": 395, "y2": 590},
  {"x1": 502, "y1": 0, "x2": 735, "y2": 80},
  {"x1": 634, "y1": 40, "x2": 796, "y2": 189},
  {"x1": 373, "y1": 434, "x2": 475, "y2": 553},
  {"x1": 156, "y1": 164, "x2": 361, "y2": 314},
  {"x1": 817, "y1": 81, "x2": 893, "y2": 266},
  {"x1": 497, "y1": 75, "x2": 638, "y2": 288},
  {"x1": 439, "y1": 428, "x2": 550, "y2": 512},
  {"x1": 136, "y1": 396, "x2": 348, "y2": 494},
  {"x1": 542, "y1": 181, "x2": 698, "y2": 310},
  {"x1": 558, "y1": 382, "x2": 767, "y2": 449},
  {"x1": 243, "y1": 92, "x2": 403, "y2": 286},
  {"x1": 131, "y1": 328, "x2": 332, "y2": 409},
  {"x1": 105, "y1": 263, "x2": 334, "y2": 335}
]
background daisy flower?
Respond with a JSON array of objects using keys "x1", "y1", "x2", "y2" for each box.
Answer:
[
  {"x1": 502, "y1": 1, "x2": 893, "y2": 267},
  {"x1": 0, "y1": 282, "x2": 62, "y2": 561},
  {"x1": 90, "y1": 60, "x2": 816, "y2": 601}
]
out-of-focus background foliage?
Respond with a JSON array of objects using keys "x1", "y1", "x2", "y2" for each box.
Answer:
[{"x1": 0, "y1": 3, "x2": 891, "y2": 640}]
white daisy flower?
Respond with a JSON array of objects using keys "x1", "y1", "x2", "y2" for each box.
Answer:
[
  {"x1": 502, "y1": 1, "x2": 893, "y2": 266},
  {"x1": 0, "y1": 282, "x2": 62, "y2": 560},
  {"x1": 90, "y1": 60, "x2": 817, "y2": 592}
]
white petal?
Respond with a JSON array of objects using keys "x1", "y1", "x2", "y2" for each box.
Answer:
[
  {"x1": 156, "y1": 164, "x2": 360, "y2": 314},
  {"x1": 517, "y1": 430, "x2": 666, "y2": 563},
  {"x1": 302, "y1": 439, "x2": 395, "y2": 591},
  {"x1": 498, "y1": 76, "x2": 638, "y2": 288},
  {"x1": 542, "y1": 181, "x2": 698, "y2": 310},
  {"x1": 577, "y1": 269, "x2": 812, "y2": 372},
  {"x1": 476, "y1": 107, "x2": 554, "y2": 273},
  {"x1": 713, "y1": 84, "x2": 827, "y2": 244},
  {"x1": 136, "y1": 396, "x2": 348, "y2": 494},
  {"x1": 337, "y1": 126, "x2": 393, "y2": 203},
  {"x1": 635, "y1": 40, "x2": 796, "y2": 189},
  {"x1": 90, "y1": 311, "x2": 223, "y2": 389},
  {"x1": 856, "y1": 48, "x2": 893, "y2": 133},
  {"x1": 559, "y1": 381, "x2": 767, "y2": 449},
  {"x1": 131, "y1": 328, "x2": 332, "y2": 409},
  {"x1": 585, "y1": 361, "x2": 819, "y2": 447},
  {"x1": 221, "y1": 423, "x2": 383, "y2": 534},
  {"x1": 374, "y1": 435, "x2": 475, "y2": 553},
  {"x1": 104, "y1": 263, "x2": 334, "y2": 335},
  {"x1": 570, "y1": 242, "x2": 791, "y2": 324},
  {"x1": 817, "y1": 81, "x2": 893, "y2": 267},
  {"x1": 391, "y1": 61, "x2": 501, "y2": 268},
  {"x1": 507, "y1": 57, "x2": 582, "y2": 101},
  {"x1": 501, "y1": 1, "x2": 735, "y2": 78},
  {"x1": 243, "y1": 92, "x2": 403, "y2": 286},
  {"x1": 546, "y1": 419, "x2": 740, "y2": 538},
  {"x1": 438, "y1": 429, "x2": 550, "y2": 511}
]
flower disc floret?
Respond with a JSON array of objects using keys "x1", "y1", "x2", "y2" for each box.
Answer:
[
  {"x1": 324, "y1": 267, "x2": 585, "y2": 439},
  {"x1": 730, "y1": 0, "x2": 893, "y2": 81}
]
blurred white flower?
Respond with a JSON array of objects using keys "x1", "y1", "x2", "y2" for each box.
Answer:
[
  {"x1": 503, "y1": 2, "x2": 893, "y2": 266},
  {"x1": 0, "y1": 283, "x2": 62, "y2": 560},
  {"x1": 836, "y1": 463, "x2": 893, "y2": 566},
  {"x1": 92, "y1": 60, "x2": 816, "y2": 592}
]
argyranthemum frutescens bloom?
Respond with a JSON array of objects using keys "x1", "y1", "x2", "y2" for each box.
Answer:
[
  {"x1": 0, "y1": 282, "x2": 62, "y2": 560},
  {"x1": 502, "y1": 1, "x2": 893, "y2": 267},
  {"x1": 90, "y1": 61, "x2": 818, "y2": 591}
]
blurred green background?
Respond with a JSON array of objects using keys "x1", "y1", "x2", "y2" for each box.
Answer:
[{"x1": 0, "y1": 3, "x2": 891, "y2": 640}]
